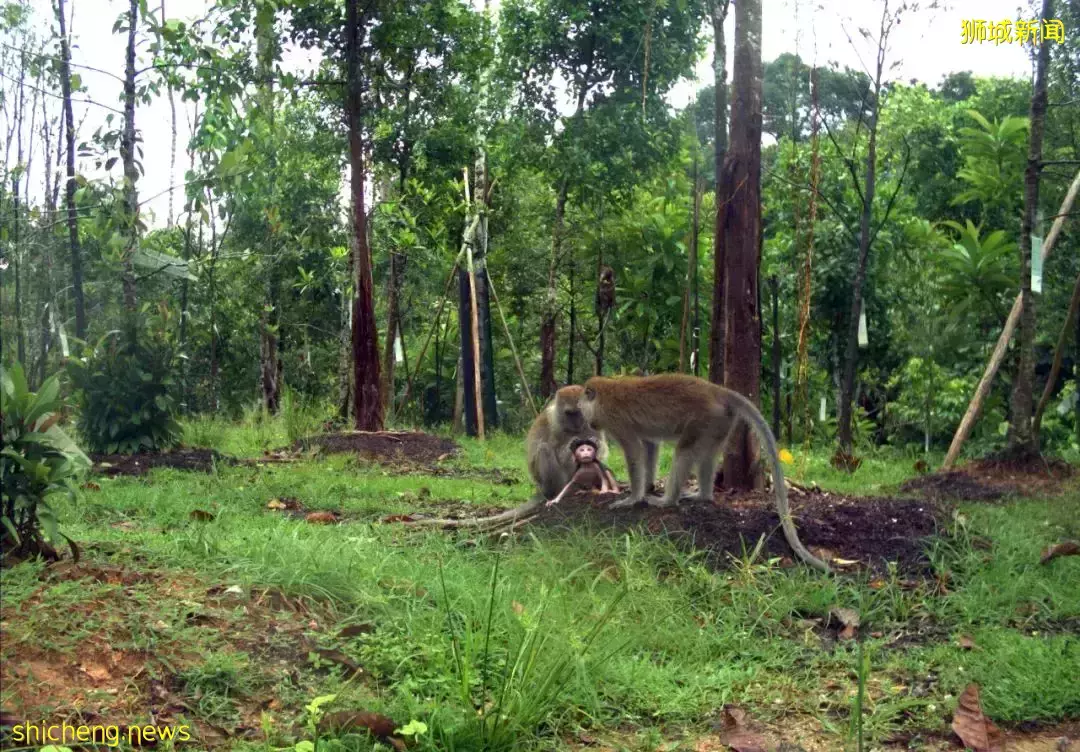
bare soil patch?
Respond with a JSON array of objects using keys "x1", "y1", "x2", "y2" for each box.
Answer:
[
  {"x1": 901, "y1": 456, "x2": 1075, "y2": 501},
  {"x1": 295, "y1": 430, "x2": 458, "y2": 465},
  {"x1": 508, "y1": 487, "x2": 944, "y2": 575},
  {"x1": 90, "y1": 447, "x2": 233, "y2": 477}
]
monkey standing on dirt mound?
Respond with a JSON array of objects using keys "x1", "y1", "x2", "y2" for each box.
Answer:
[{"x1": 575, "y1": 373, "x2": 830, "y2": 573}]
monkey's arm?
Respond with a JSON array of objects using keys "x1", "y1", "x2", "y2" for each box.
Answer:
[{"x1": 545, "y1": 468, "x2": 589, "y2": 507}]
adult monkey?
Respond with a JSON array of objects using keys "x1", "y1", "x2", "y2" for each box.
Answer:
[
  {"x1": 577, "y1": 373, "x2": 831, "y2": 573},
  {"x1": 406, "y1": 386, "x2": 605, "y2": 529}
]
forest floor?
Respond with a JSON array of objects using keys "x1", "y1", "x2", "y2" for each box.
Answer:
[{"x1": 2, "y1": 416, "x2": 1078, "y2": 752}]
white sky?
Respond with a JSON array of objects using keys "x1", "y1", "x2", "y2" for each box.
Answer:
[{"x1": 11, "y1": 0, "x2": 1035, "y2": 229}]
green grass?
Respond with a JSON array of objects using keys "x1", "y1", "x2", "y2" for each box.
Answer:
[{"x1": 2, "y1": 416, "x2": 1078, "y2": 751}]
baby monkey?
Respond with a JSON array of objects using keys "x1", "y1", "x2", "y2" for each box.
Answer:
[{"x1": 545, "y1": 437, "x2": 620, "y2": 507}]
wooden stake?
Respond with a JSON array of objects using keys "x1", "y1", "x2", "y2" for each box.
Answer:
[
  {"x1": 464, "y1": 167, "x2": 485, "y2": 440},
  {"x1": 942, "y1": 167, "x2": 1080, "y2": 469}
]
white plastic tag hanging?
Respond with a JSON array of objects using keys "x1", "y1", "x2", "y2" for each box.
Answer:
[
  {"x1": 858, "y1": 305, "x2": 868, "y2": 347},
  {"x1": 819, "y1": 396, "x2": 827, "y2": 422},
  {"x1": 1032, "y1": 235, "x2": 1043, "y2": 294}
]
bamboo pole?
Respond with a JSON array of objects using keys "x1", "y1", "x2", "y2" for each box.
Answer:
[
  {"x1": 464, "y1": 168, "x2": 485, "y2": 439},
  {"x1": 942, "y1": 167, "x2": 1080, "y2": 469}
]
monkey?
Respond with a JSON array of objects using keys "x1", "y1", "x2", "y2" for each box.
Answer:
[
  {"x1": 574, "y1": 373, "x2": 831, "y2": 573},
  {"x1": 526, "y1": 385, "x2": 609, "y2": 499},
  {"x1": 403, "y1": 386, "x2": 606, "y2": 530},
  {"x1": 596, "y1": 265, "x2": 616, "y2": 319},
  {"x1": 544, "y1": 436, "x2": 620, "y2": 508}
]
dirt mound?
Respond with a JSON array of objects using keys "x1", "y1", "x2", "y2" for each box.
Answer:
[
  {"x1": 901, "y1": 456, "x2": 1075, "y2": 501},
  {"x1": 91, "y1": 448, "x2": 231, "y2": 477},
  {"x1": 523, "y1": 489, "x2": 943, "y2": 574},
  {"x1": 295, "y1": 431, "x2": 458, "y2": 464}
]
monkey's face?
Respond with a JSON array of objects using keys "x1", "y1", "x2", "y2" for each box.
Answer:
[
  {"x1": 554, "y1": 385, "x2": 586, "y2": 433},
  {"x1": 574, "y1": 443, "x2": 596, "y2": 464}
]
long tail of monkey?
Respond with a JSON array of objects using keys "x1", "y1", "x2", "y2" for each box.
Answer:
[
  {"x1": 402, "y1": 497, "x2": 544, "y2": 529},
  {"x1": 722, "y1": 388, "x2": 832, "y2": 574}
]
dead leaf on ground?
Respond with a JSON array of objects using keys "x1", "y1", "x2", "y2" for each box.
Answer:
[
  {"x1": 714, "y1": 705, "x2": 770, "y2": 752},
  {"x1": 382, "y1": 514, "x2": 417, "y2": 523},
  {"x1": 305, "y1": 511, "x2": 339, "y2": 525},
  {"x1": 957, "y1": 634, "x2": 977, "y2": 650},
  {"x1": 82, "y1": 481, "x2": 102, "y2": 491},
  {"x1": 312, "y1": 648, "x2": 363, "y2": 674},
  {"x1": 320, "y1": 711, "x2": 407, "y2": 751},
  {"x1": 951, "y1": 683, "x2": 1004, "y2": 752},
  {"x1": 1040, "y1": 540, "x2": 1080, "y2": 565},
  {"x1": 189, "y1": 509, "x2": 215, "y2": 521},
  {"x1": 338, "y1": 623, "x2": 375, "y2": 639},
  {"x1": 829, "y1": 607, "x2": 861, "y2": 640}
]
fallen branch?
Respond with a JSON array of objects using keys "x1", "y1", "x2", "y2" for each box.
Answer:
[{"x1": 402, "y1": 497, "x2": 545, "y2": 530}]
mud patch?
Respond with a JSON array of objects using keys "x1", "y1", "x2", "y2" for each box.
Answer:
[
  {"x1": 901, "y1": 456, "x2": 1075, "y2": 501},
  {"x1": 295, "y1": 431, "x2": 458, "y2": 465},
  {"x1": 513, "y1": 488, "x2": 943, "y2": 574},
  {"x1": 91, "y1": 447, "x2": 232, "y2": 477}
]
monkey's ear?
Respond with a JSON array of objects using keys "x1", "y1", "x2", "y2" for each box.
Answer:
[{"x1": 585, "y1": 387, "x2": 596, "y2": 400}]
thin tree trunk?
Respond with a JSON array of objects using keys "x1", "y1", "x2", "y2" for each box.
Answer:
[
  {"x1": 942, "y1": 166, "x2": 1080, "y2": 468},
  {"x1": 12, "y1": 48, "x2": 26, "y2": 364},
  {"x1": 452, "y1": 350, "x2": 465, "y2": 434},
  {"x1": 692, "y1": 169, "x2": 702, "y2": 376},
  {"x1": 346, "y1": 0, "x2": 383, "y2": 431},
  {"x1": 680, "y1": 150, "x2": 700, "y2": 373},
  {"x1": 475, "y1": 161, "x2": 497, "y2": 428},
  {"x1": 540, "y1": 179, "x2": 568, "y2": 400},
  {"x1": 1007, "y1": 0, "x2": 1052, "y2": 456},
  {"x1": 120, "y1": 0, "x2": 139, "y2": 312},
  {"x1": 719, "y1": 0, "x2": 760, "y2": 490},
  {"x1": 57, "y1": 0, "x2": 85, "y2": 338},
  {"x1": 161, "y1": 0, "x2": 177, "y2": 228},
  {"x1": 466, "y1": 221, "x2": 485, "y2": 438},
  {"x1": 1033, "y1": 270, "x2": 1080, "y2": 437},
  {"x1": 707, "y1": 0, "x2": 730, "y2": 385},
  {"x1": 837, "y1": 16, "x2": 886, "y2": 454},
  {"x1": 566, "y1": 255, "x2": 576, "y2": 384},
  {"x1": 771, "y1": 275, "x2": 781, "y2": 439}
]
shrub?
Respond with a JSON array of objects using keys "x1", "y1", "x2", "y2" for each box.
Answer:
[
  {"x1": 68, "y1": 315, "x2": 182, "y2": 454},
  {"x1": 1, "y1": 362, "x2": 90, "y2": 562}
]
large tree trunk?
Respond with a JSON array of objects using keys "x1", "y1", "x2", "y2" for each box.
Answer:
[
  {"x1": 707, "y1": 0, "x2": 730, "y2": 385},
  {"x1": 771, "y1": 275, "x2": 781, "y2": 439},
  {"x1": 346, "y1": 0, "x2": 383, "y2": 431},
  {"x1": 120, "y1": 0, "x2": 139, "y2": 312},
  {"x1": 382, "y1": 249, "x2": 405, "y2": 414},
  {"x1": 837, "y1": 9, "x2": 887, "y2": 455},
  {"x1": 57, "y1": 0, "x2": 85, "y2": 339},
  {"x1": 1007, "y1": 0, "x2": 1052, "y2": 456},
  {"x1": 720, "y1": 0, "x2": 762, "y2": 490}
]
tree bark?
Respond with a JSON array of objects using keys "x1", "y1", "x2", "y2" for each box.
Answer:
[
  {"x1": 540, "y1": 179, "x2": 568, "y2": 399},
  {"x1": 12, "y1": 48, "x2": 26, "y2": 364},
  {"x1": 707, "y1": 0, "x2": 730, "y2": 385},
  {"x1": 120, "y1": 0, "x2": 139, "y2": 312},
  {"x1": 1007, "y1": 0, "x2": 1052, "y2": 456},
  {"x1": 475, "y1": 164, "x2": 498, "y2": 428},
  {"x1": 57, "y1": 0, "x2": 85, "y2": 339},
  {"x1": 720, "y1": 0, "x2": 762, "y2": 490},
  {"x1": 347, "y1": 0, "x2": 383, "y2": 430},
  {"x1": 680, "y1": 149, "x2": 700, "y2": 373}
]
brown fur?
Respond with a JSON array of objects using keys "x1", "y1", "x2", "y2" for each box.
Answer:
[
  {"x1": 527, "y1": 385, "x2": 608, "y2": 499},
  {"x1": 577, "y1": 373, "x2": 830, "y2": 573}
]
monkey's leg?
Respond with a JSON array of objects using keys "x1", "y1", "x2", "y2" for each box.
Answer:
[
  {"x1": 610, "y1": 437, "x2": 649, "y2": 508},
  {"x1": 695, "y1": 444, "x2": 719, "y2": 503},
  {"x1": 537, "y1": 445, "x2": 572, "y2": 500},
  {"x1": 658, "y1": 436, "x2": 699, "y2": 506},
  {"x1": 643, "y1": 441, "x2": 660, "y2": 493}
]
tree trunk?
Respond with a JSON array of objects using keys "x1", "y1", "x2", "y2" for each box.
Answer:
[
  {"x1": 452, "y1": 350, "x2": 465, "y2": 434},
  {"x1": 771, "y1": 275, "x2": 781, "y2": 439},
  {"x1": 837, "y1": 17, "x2": 886, "y2": 455},
  {"x1": 1033, "y1": 271, "x2": 1079, "y2": 437},
  {"x1": 475, "y1": 162, "x2": 498, "y2": 428},
  {"x1": 1007, "y1": 0, "x2": 1051, "y2": 456},
  {"x1": 720, "y1": 0, "x2": 762, "y2": 490},
  {"x1": 12, "y1": 49, "x2": 26, "y2": 364},
  {"x1": 346, "y1": 0, "x2": 383, "y2": 430},
  {"x1": 458, "y1": 269, "x2": 479, "y2": 436},
  {"x1": 57, "y1": 0, "x2": 85, "y2": 339},
  {"x1": 680, "y1": 150, "x2": 700, "y2": 373},
  {"x1": 707, "y1": 0, "x2": 730, "y2": 385},
  {"x1": 256, "y1": 6, "x2": 280, "y2": 414},
  {"x1": 120, "y1": 0, "x2": 139, "y2": 312},
  {"x1": 161, "y1": 0, "x2": 177, "y2": 228},
  {"x1": 692, "y1": 168, "x2": 702, "y2": 377},
  {"x1": 566, "y1": 256, "x2": 576, "y2": 385},
  {"x1": 382, "y1": 250, "x2": 405, "y2": 414}
]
